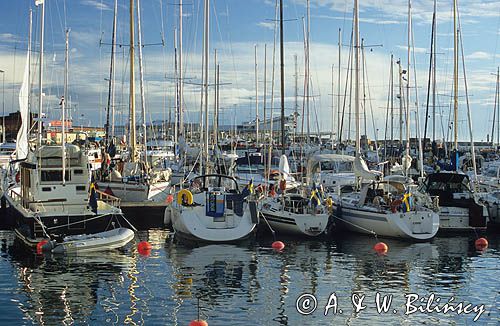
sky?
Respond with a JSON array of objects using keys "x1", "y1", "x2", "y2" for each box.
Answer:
[{"x1": 0, "y1": 0, "x2": 499, "y2": 142}]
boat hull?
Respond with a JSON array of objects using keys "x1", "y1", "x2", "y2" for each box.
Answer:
[
  {"x1": 333, "y1": 204, "x2": 440, "y2": 240},
  {"x1": 260, "y1": 210, "x2": 329, "y2": 236},
  {"x1": 171, "y1": 206, "x2": 257, "y2": 243}
]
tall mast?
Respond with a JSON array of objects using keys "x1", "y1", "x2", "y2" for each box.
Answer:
[
  {"x1": 495, "y1": 67, "x2": 500, "y2": 146},
  {"x1": 129, "y1": 0, "x2": 137, "y2": 162},
  {"x1": 337, "y1": 28, "x2": 342, "y2": 143},
  {"x1": 174, "y1": 28, "x2": 178, "y2": 145},
  {"x1": 432, "y1": 0, "x2": 437, "y2": 142},
  {"x1": 398, "y1": 59, "x2": 404, "y2": 146},
  {"x1": 254, "y1": 44, "x2": 259, "y2": 144},
  {"x1": 305, "y1": 0, "x2": 310, "y2": 142},
  {"x1": 331, "y1": 63, "x2": 334, "y2": 149},
  {"x1": 179, "y1": 0, "x2": 184, "y2": 136},
  {"x1": 62, "y1": 30, "x2": 70, "y2": 185},
  {"x1": 105, "y1": 0, "x2": 118, "y2": 146},
  {"x1": 213, "y1": 49, "x2": 217, "y2": 145},
  {"x1": 453, "y1": 0, "x2": 458, "y2": 152},
  {"x1": 405, "y1": 0, "x2": 411, "y2": 169},
  {"x1": 264, "y1": 44, "x2": 268, "y2": 140},
  {"x1": 203, "y1": 0, "x2": 210, "y2": 170},
  {"x1": 354, "y1": 0, "x2": 360, "y2": 156},
  {"x1": 37, "y1": 0, "x2": 46, "y2": 147},
  {"x1": 136, "y1": 0, "x2": 148, "y2": 166},
  {"x1": 279, "y1": 0, "x2": 285, "y2": 155},
  {"x1": 390, "y1": 55, "x2": 394, "y2": 155}
]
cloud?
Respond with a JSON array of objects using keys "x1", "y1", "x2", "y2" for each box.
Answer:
[
  {"x1": 81, "y1": 0, "x2": 111, "y2": 11},
  {"x1": 0, "y1": 33, "x2": 23, "y2": 44},
  {"x1": 466, "y1": 51, "x2": 493, "y2": 60},
  {"x1": 257, "y1": 21, "x2": 275, "y2": 30}
]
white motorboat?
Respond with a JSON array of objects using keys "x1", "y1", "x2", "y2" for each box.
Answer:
[
  {"x1": 169, "y1": 174, "x2": 259, "y2": 243},
  {"x1": 42, "y1": 227, "x2": 135, "y2": 254},
  {"x1": 5, "y1": 144, "x2": 126, "y2": 248},
  {"x1": 420, "y1": 172, "x2": 488, "y2": 232}
]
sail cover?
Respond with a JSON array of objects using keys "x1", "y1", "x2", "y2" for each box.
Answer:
[{"x1": 16, "y1": 47, "x2": 30, "y2": 160}]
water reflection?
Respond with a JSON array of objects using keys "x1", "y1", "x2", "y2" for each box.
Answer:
[
  {"x1": 8, "y1": 242, "x2": 133, "y2": 325},
  {"x1": 0, "y1": 230, "x2": 497, "y2": 325}
]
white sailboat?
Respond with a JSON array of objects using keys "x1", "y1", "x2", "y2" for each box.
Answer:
[
  {"x1": 169, "y1": 174, "x2": 259, "y2": 242},
  {"x1": 259, "y1": 155, "x2": 330, "y2": 236},
  {"x1": 331, "y1": 0, "x2": 439, "y2": 241},
  {"x1": 97, "y1": 0, "x2": 170, "y2": 228}
]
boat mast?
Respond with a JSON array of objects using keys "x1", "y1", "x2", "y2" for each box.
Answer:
[
  {"x1": 264, "y1": 44, "x2": 268, "y2": 142},
  {"x1": 337, "y1": 28, "x2": 342, "y2": 145},
  {"x1": 354, "y1": 0, "x2": 360, "y2": 156},
  {"x1": 255, "y1": 44, "x2": 259, "y2": 144},
  {"x1": 453, "y1": 0, "x2": 458, "y2": 154},
  {"x1": 203, "y1": 0, "x2": 210, "y2": 171},
  {"x1": 405, "y1": 0, "x2": 411, "y2": 176},
  {"x1": 62, "y1": 29, "x2": 70, "y2": 185},
  {"x1": 279, "y1": 0, "x2": 285, "y2": 155},
  {"x1": 174, "y1": 28, "x2": 178, "y2": 145},
  {"x1": 331, "y1": 63, "x2": 334, "y2": 149},
  {"x1": 432, "y1": 0, "x2": 437, "y2": 143},
  {"x1": 129, "y1": 0, "x2": 137, "y2": 162},
  {"x1": 37, "y1": 0, "x2": 46, "y2": 147},
  {"x1": 136, "y1": 0, "x2": 148, "y2": 167},
  {"x1": 305, "y1": 0, "x2": 310, "y2": 143},
  {"x1": 179, "y1": 0, "x2": 184, "y2": 137},
  {"x1": 105, "y1": 0, "x2": 118, "y2": 147},
  {"x1": 495, "y1": 67, "x2": 500, "y2": 146}
]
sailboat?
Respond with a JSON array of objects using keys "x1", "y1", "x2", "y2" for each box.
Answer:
[
  {"x1": 419, "y1": 0, "x2": 487, "y2": 232},
  {"x1": 4, "y1": 3, "x2": 129, "y2": 249},
  {"x1": 331, "y1": 0, "x2": 439, "y2": 241},
  {"x1": 256, "y1": 1, "x2": 330, "y2": 237},
  {"x1": 96, "y1": 0, "x2": 171, "y2": 229}
]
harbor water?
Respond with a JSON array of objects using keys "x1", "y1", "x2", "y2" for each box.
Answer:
[{"x1": 0, "y1": 230, "x2": 498, "y2": 325}]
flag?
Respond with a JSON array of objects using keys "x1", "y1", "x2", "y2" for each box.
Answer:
[
  {"x1": 35, "y1": 0, "x2": 44, "y2": 6},
  {"x1": 89, "y1": 183, "x2": 98, "y2": 214}
]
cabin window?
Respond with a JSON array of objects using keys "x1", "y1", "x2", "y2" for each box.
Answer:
[
  {"x1": 41, "y1": 170, "x2": 70, "y2": 182},
  {"x1": 42, "y1": 187, "x2": 51, "y2": 192},
  {"x1": 76, "y1": 185, "x2": 86, "y2": 191},
  {"x1": 74, "y1": 169, "x2": 84, "y2": 175}
]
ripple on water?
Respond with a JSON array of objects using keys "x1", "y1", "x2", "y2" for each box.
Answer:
[{"x1": 0, "y1": 230, "x2": 498, "y2": 324}]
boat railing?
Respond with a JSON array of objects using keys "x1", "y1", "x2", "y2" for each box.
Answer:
[{"x1": 95, "y1": 189, "x2": 121, "y2": 207}]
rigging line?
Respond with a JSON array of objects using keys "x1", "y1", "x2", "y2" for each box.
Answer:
[
  {"x1": 411, "y1": 12, "x2": 424, "y2": 177},
  {"x1": 362, "y1": 42, "x2": 379, "y2": 162},
  {"x1": 339, "y1": 23, "x2": 353, "y2": 144},
  {"x1": 457, "y1": 0, "x2": 478, "y2": 183}
]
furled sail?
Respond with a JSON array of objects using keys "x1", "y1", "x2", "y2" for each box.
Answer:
[
  {"x1": 353, "y1": 155, "x2": 383, "y2": 181},
  {"x1": 278, "y1": 154, "x2": 290, "y2": 179},
  {"x1": 16, "y1": 47, "x2": 30, "y2": 160}
]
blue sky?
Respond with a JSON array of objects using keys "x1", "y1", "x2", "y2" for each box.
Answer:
[{"x1": 0, "y1": 0, "x2": 499, "y2": 142}]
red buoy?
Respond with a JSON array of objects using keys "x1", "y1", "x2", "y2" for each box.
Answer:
[
  {"x1": 36, "y1": 239, "x2": 49, "y2": 254},
  {"x1": 137, "y1": 241, "x2": 152, "y2": 256},
  {"x1": 166, "y1": 194, "x2": 174, "y2": 204},
  {"x1": 189, "y1": 320, "x2": 208, "y2": 326},
  {"x1": 475, "y1": 237, "x2": 488, "y2": 251},
  {"x1": 374, "y1": 242, "x2": 388, "y2": 254},
  {"x1": 272, "y1": 241, "x2": 285, "y2": 251}
]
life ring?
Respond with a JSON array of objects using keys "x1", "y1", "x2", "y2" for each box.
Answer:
[
  {"x1": 15, "y1": 172, "x2": 20, "y2": 184},
  {"x1": 177, "y1": 189, "x2": 193, "y2": 206},
  {"x1": 390, "y1": 199, "x2": 403, "y2": 213}
]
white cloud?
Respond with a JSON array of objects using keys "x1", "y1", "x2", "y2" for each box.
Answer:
[
  {"x1": 82, "y1": 0, "x2": 111, "y2": 11},
  {"x1": 466, "y1": 51, "x2": 492, "y2": 60},
  {"x1": 257, "y1": 22, "x2": 275, "y2": 30}
]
